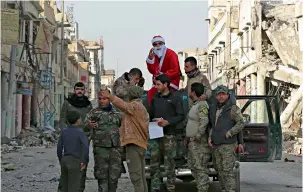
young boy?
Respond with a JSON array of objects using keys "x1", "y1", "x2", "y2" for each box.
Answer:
[{"x1": 57, "y1": 110, "x2": 89, "y2": 192}]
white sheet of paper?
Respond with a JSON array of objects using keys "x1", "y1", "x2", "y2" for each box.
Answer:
[{"x1": 149, "y1": 122, "x2": 164, "y2": 139}]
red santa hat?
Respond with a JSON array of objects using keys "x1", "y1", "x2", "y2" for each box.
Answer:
[{"x1": 151, "y1": 35, "x2": 165, "y2": 44}]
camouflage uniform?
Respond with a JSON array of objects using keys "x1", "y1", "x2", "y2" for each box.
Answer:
[
  {"x1": 58, "y1": 95, "x2": 92, "y2": 192},
  {"x1": 209, "y1": 85, "x2": 245, "y2": 192},
  {"x1": 185, "y1": 100, "x2": 210, "y2": 192},
  {"x1": 186, "y1": 70, "x2": 212, "y2": 107},
  {"x1": 112, "y1": 72, "x2": 133, "y2": 102},
  {"x1": 84, "y1": 105, "x2": 122, "y2": 192},
  {"x1": 149, "y1": 135, "x2": 177, "y2": 192}
]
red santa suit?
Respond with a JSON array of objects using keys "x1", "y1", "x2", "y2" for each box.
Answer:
[{"x1": 146, "y1": 36, "x2": 181, "y2": 105}]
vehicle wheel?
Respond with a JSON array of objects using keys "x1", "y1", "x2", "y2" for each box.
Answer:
[
  {"x1": 235, "y1": 161, "x2": 240, "y2": 192},
  {"x1": 179, "y1": 176, "x2": 194, "y2": 182}
]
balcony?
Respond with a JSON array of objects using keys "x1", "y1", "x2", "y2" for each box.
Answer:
[
  {"x1": 209, "y1": 12, "x2": 227, "y2": 44},
  {"x1": 21, "y1": 1, "x2": 43, "y2": 20}
]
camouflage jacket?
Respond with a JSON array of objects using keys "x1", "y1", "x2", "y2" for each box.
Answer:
[
  {"x1": 112, "y1": 72, "x2": 132, "y2": 101},
  {"x1": 84, "y1": 105, "x2": 122, "y2": 147},
  {"x1": 59, "y1": 96, "x2": 92, "y2": 135},
  {"x1": 186, "y1": 71, "x2": 212, "y2": 106}
]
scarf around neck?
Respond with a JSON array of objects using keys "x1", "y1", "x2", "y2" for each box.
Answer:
[
  {"x1": 66, "y1": 94, "x2": 91, "y2": 108},
  {"x1": 186, "y1": 68, "x2": 200, "y2": 78}
]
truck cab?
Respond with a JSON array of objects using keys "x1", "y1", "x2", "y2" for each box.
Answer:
[{"x1": 143, "y1": 89, "x2": 283, "y2": 191}]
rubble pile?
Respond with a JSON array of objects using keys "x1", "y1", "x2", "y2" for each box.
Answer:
[
  {"x1": 283, "y1": 131, "x2": 302, "y2": 156},
  {"x1": 1, "y1": 125, "x2": 59, "y2": 153}
]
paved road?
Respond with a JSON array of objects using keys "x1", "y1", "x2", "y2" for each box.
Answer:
[{"x1": 1, "y1": 147, "x2": 302, "y2": 192}]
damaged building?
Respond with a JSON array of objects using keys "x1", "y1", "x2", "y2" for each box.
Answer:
[{"x1": 207, "y1": 0, "x2": 303, "y2": 151}]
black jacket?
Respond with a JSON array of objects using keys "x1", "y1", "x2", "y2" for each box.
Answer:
[{"x1": 148, "y1": 92, "x2": 185, "y2": 135}]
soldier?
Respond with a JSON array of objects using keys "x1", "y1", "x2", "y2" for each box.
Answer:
[
  {"x1": 58, "y1": 82, "x2": 93, "y2": 192},
  {"x1": 208, "y1": 85, "x2": 245, "y2": 192},
  {"x1": 101, "y1": 86, "x2": 149, "y2": 192},
  {"x1": 148, "y1": 74, "x2": 185, "y2": 192},
  {"x1": 84, "y1": 90, "x2": 122, "y2": 192},
  {"x1": 184, "y1": 83, "x2": 210, "y2": 192},
  {"x1": 112, "y1": 68, "x2": 145, "y2": 101},
  {"x1": 183, "y1": 56, "x2": 212, "y2": 106}
]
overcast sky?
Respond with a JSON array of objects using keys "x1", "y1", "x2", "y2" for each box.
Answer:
[{"x1": 65, "y1": 1, "x2": 209, "y2": 88}]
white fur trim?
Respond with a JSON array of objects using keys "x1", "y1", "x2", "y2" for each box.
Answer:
[
  {"x1": 146, "y1": 56, "x2": 155, "y2": 64},
  {"x1": 170, "y1": 83, "x2": 179, "y2": 90},
  {"x1": 158, "y1": 47, "x2": 167, "y2": 71},
  {"x1": 152, "y1": 37, "x2": 165, "y2": 44}
]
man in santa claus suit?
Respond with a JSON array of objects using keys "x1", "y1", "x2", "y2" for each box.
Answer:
[{"x1": 146, "y1": 35, "x2": 181, "y2": 105}]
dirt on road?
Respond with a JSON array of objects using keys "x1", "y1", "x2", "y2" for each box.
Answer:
[{"x1": 1, "y1": 147, "x2": 302, "y2": 192}]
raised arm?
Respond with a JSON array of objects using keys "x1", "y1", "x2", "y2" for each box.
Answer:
[{"x1": 109, "y1": 95, "x2": 135, "y2": 115}]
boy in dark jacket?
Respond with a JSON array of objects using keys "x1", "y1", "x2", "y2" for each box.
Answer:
[{"x1": 57, "y1": 110, "x2": 89, "y2": 192}]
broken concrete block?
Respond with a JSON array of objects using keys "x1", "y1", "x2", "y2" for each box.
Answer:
[{"x1": 1, "y1": 136, "x2": 11, "y2": 145}]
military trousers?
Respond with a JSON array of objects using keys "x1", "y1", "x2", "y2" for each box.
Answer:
[
  {"x1": 213, "y1": 143, "x2": 236, "y2": 192},
  {"x1": 149, "y1": 135, "x2": 177, "y2": 192},
  {"x1": 59, "y1": 156, "x2": 82, "y2": 192},
  {"x1": 125, "y1": 144, "x2": 148, "y2": 192},
  {"x1": 93, "y1": 146, "x2": 122, "y2": 192},
  {"x1": 188, "y1": 141, "x2": 210, "y2": 192}
]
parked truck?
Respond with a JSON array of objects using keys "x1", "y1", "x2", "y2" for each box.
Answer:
[{"x1": 141, "y1": 89, "x2": 283, "y2": 192}]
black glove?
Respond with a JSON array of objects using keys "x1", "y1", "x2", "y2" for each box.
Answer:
[{"x1": 138, "y1": 77, "x2": 145, "y2": 87}]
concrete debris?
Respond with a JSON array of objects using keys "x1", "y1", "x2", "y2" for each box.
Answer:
[
  {"x1": 1, "y1": 126, "x2": 59, "y2": 154},
  {"x1": 283, "y1": 137, "x2": 302, "y2": 155},
  {"x1": 1, "y1": 136, "x2": 11, "y2": 145},
  {"x1": 283, "y1": 131, "x2": 297, "y2": 141}
]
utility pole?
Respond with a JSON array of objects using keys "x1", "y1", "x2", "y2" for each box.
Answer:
[
  {"x1": 60, "y1": 0, "x2": 65, "y2": 105},
  {"x1": 5, "y1": 45, "x2": 17, "y2": 138}
]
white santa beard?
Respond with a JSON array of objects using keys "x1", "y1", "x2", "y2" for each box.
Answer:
[{"x1": 153, "y1": 45, "x2": 166, "y2": 58}]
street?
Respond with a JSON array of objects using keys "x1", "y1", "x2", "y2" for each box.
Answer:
[{"x1": 1, "y1": 146, "x2": 302, "y2": 192}]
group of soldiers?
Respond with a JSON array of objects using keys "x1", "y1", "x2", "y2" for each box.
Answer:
[{"x1": 57, "y1": 35, "x2": 245, "y2": 192}]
